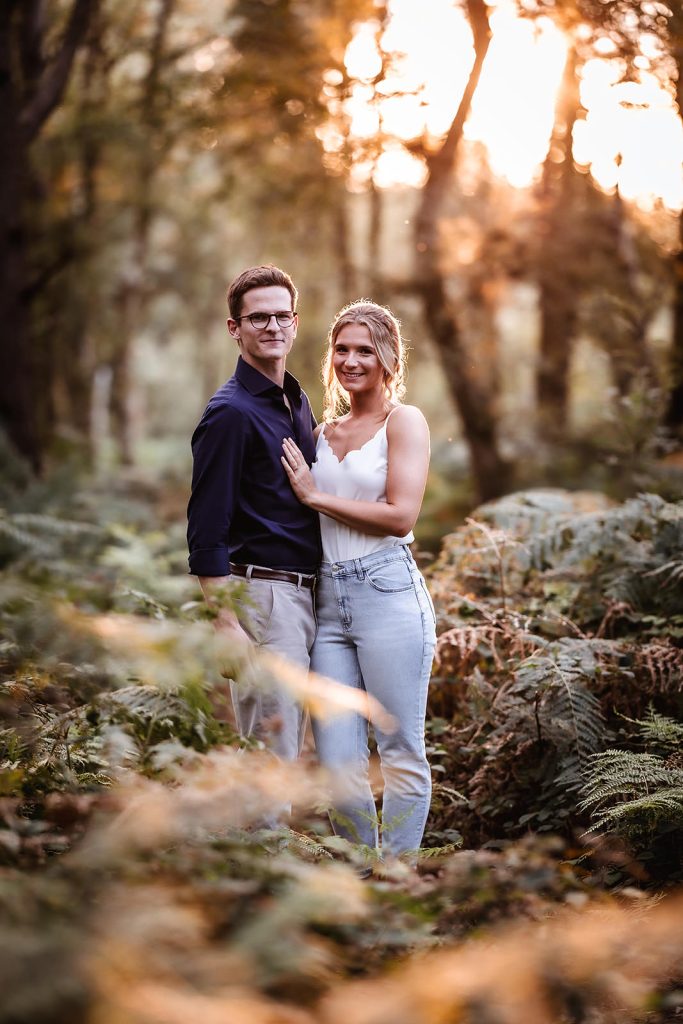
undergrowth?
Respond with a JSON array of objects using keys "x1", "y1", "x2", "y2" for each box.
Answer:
[
  {"x1": 1, "y1": 473, "x2": 682, "y2": 1023},
  {"x1": 426, "y1": 489, "x2": 683, "y2": 884}
]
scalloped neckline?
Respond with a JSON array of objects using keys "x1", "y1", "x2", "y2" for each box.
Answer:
[{"x1": 319, "y1": 418, "x2": 389, "y2": 465}]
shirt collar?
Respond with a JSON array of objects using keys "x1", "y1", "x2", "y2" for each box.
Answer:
[{"x1": 235, "y1": 356, "x2": 302, "y2": 399}]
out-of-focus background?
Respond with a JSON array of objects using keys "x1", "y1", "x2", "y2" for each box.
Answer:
[
  {"x1": 2, "y1": 4, "x2": 683, "y2": 1023},
  {"x1": 3, "y1": 0, "x2": 683, "y2": 542}
]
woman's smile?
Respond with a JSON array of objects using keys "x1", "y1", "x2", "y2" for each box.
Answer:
[{"x1": 333, "y1": 324, "x2": 383, "y2": 393}]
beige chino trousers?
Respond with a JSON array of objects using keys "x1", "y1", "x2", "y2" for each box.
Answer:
[{"x1": 230, "y1": 575, "x2": 316, "y2": 761}]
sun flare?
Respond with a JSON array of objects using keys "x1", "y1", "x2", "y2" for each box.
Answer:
[{"x1": 337, "y1": 0, "x2": 683, "y2": 209}]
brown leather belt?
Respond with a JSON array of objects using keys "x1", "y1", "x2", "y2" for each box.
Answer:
[{"x1": 229, "y1": 562, "x2": 316, "y2": 590}]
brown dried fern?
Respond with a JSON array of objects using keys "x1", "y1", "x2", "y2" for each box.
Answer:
[{"x1": 633, "y1": 641, "x2": 683, "y2": 694}]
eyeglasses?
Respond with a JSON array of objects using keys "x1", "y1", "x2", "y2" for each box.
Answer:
[{"x1": 235, "y1": 311, "x2": 296, "y2": 329}]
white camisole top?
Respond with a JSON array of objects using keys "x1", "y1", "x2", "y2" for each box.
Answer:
[{"x1": 311, "y1": 408, "x2": 414, "y2": 563}]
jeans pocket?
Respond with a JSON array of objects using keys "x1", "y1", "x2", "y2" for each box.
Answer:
[{"x1": 365, "y1": 558, "x2": 414, "y2": 593}]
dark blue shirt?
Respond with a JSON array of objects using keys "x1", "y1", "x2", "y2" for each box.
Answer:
[{"x1": 187, "y1": 357, "x2": 321, "y2": 576}]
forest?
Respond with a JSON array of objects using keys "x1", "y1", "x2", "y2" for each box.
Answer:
[{"x1": 1, "y1": 1, "x2": 683, "y2": 1022}]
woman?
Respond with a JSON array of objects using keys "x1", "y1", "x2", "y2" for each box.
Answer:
[{"x1": 281, "y1": 300, "x2": 436, "y2": 858}]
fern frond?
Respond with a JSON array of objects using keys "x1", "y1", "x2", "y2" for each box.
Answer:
[
  {"x1": 579, "y1": 750, "x2": 677, "y2": 809},
  {"x1": 515, "y1": 639, "x2": 607, "y2": 768},
  {"x1": 0, "y1": 509, "x2": 103, "y2": 563},
  {"x1": 637, "y1": 707, "x2": 683, "y2": 753},
  {"x1": 0, "y1": 513, "x2": 54, "y2": 554},
  {"x1": 580, "y1": 743, "x2": 683, "y2": 844},
  {"x1": 436, "y1": 623, "x2": 509, "y2": 673},
  {"x1": 11, "y1": 513, "x2": 101, "y2": 537},
  {"x1": 583, "y1": 787, "x2": 683, "y2": 835},
  {"x1": 524, "y1": 494, "x2": 667, "y2": 569},
  {"x1": 523, "y1": 495, "x2": 683, "y2": 621},
  {"x1": 281, "y1": 829, "x2": 335, "y2": 860},
  {"x1": 106, "y1": 685, "x2": 191, "y2": 723},
  {"x1": 634, "y1": 642, "x2": 683, "y2": 694},
  {"x1": 644, "y1": 558, "x2": 683, "y2": 587}
]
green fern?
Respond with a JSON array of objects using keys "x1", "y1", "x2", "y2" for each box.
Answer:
[
  {"x1": 513, "y1": 638, "x2": 608, "y2": 783},
  {"x1": 585, "y1": 788, "x2": 683, "y2": 833},
  {"x1": 11, "y1": 513, "x2": 101, "y2": 537},
  {"x1": 580, "y1": 747, "x2": 683, "y2": 845},
  {"x1": 517, "y1": 494, "x2": 683, "y2": 628},
  {"x1": 0, "y1": 509, "x2": 102, "y2": 555},
  {"x1": 580, "y1": 750, "x2": 675, "y2": 804},
  {"x1": 636, "y1": 707, "x2": 683, "y2": 755},
  {"x1": 525, "y1": 494, "x2": 673, "y2": 568},
  {"x1": 102, "y1": 683, "x2": 225, "y2": 751},
  {"x1": 0, "y1": 512, "x2": 54, "y2": 555}
]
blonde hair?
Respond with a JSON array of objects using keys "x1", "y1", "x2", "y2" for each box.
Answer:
[{"x1": 322, "y1": 300, "x2": 406, "y2": 421}]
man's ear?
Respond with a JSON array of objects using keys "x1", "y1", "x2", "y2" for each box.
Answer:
[{"x1": 227, "y1": 318, "x2": 240, "y2": 340}]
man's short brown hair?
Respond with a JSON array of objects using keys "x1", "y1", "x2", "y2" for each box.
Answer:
[{"x1": 227, "y1": 265, "x2": 298, "y2": 319}]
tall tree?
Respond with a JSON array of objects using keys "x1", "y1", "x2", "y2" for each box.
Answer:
[
  {"x1": 520, "y1": 0, "x2": 683, "y2": 430},
  {"x1": 662, "y1": 7, "x2": 683, "y2": 431},
  {"x1": 1, "y1": 0, "x2": 372, "y2": 469},
  {"x1": 534, "y1": 43, "x2": 584, "y2": 436},
  {"x1": 110, "y1": 0, "x2": 176, "y2": 464},
  {"x1": 414, "y1": 0, "x2": 510, "y2": 502},
  {"x1": 0, "y1": 0, "x2": 95, "y2": 470}
]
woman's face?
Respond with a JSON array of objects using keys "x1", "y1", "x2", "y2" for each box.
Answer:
[{"x1": 332, "y1": 324, "x2": 384, "y2": 395}]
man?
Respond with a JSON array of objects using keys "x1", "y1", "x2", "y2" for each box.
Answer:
[{"x1": 187, "y1": 265, "x2": 320, "y2": 760}]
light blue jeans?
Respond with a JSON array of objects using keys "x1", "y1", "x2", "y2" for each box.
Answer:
[{"x1": 311, "y1": 545, "x2": 436, "y2": 857}]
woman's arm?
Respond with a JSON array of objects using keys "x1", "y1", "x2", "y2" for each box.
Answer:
[{"x1": 281, "y1": 406, "x2": 430, "y2": 537}]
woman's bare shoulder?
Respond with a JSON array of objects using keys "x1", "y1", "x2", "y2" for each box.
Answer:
[{"x1": 386, "y1": 404, "x2": 429, "y2": 432}]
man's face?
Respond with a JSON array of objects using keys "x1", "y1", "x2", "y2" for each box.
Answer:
[{"x1": 228, "y1": 285, "x2": 298, "y2": 371}]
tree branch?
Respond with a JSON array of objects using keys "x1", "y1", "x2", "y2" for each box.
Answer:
[
  {"x1": 20, "y1": 0, "x2": 95, "y2": 141},
  {"x1": 416, "y1": 0, "x2": 491, "y2": 260},
  {"x1": 425, "y1": 0, "x2": 491, "y2": 185}
]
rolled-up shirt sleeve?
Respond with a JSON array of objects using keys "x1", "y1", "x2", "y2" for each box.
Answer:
[{"x1": 187, "y1": 403, "x2": 248, "y2": 576}]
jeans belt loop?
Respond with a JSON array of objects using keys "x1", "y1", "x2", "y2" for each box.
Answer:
[
  {"x1": 246, "y1": 564, "x2": 253, "y2": 580},
  {"x1": 296, "y1": 572, "x2": 302, "y2": 590}
]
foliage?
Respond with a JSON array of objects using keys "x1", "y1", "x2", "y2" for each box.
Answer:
[
  {"x1": 2, "y1": 0, "x2": 376, "y2": 470},
  {"x1": 0, "y1": 473, "x2": 681, "y2": 1021},
  {"x1": 431, "y1": 489, "x2": 683, "y2": 639},
  {"x1": 0, "y1": 474, "x2": 239, "y2": 851},
  {"x1": 425, "y1": 489, "x2": 683, "y2": 882},
  {"x1": 579, "y1": 708, "x2": 683, "y2": 874}
]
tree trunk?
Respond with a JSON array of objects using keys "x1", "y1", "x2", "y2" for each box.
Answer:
[
  {"x1": 63, "y1": 13, "x2": 106, "y2": 457},
  {"x1": 465, "y1": 270, "x2": 501, "y2": 408},
  {"x1": 414, "y1": 0, "x2": 509, "y2": 502},
  {"x1": 535, "y1": 44, "x2": 581, "y2": 438},
  {"x1": 109, "y1": 318, "x2": 136, "y2": 467},
  {"x1": 604, "y1": 191, "x2": 656, "y2": 396},
  {"x1": 366, "y1": 176, "x2": 387, "y2": 300},
  {"x1": 334, "y1": 198, "x2": 357, "y2": 303},
  {"x1": 0, "y1": 3, "x2": 41, "y2": 470},
  {"x1": 666, "y1": 232, "x2": 683, "y2": 430},
  {"x1": 109, "y1": 0, "x2": 175, "y2": 465},
  {"x1": 665, "y1": 15, "x2": 683, "y2": 431},
  {"x1": 0, "y1": 0, "x2": 93, "y2": 471}
]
